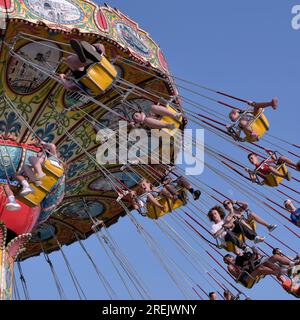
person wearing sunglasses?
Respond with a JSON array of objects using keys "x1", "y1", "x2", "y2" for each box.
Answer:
[
  {"x1": 218, "y1": 202, "x2": 266, "y2": 245},
  {"x1": 222, "y1": 199, "x2": 277, "y2": 232}
]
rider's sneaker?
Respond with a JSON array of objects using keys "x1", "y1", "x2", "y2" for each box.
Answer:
[
  {"x1": 37, "y1": 173, "x2": 46, "y2": 179},
  {"x1": 267, "y1": 224, "x2": 277, "y2": 232},
  {"x1": 5, "y1": 201, "x2": 21, "y2": 211},
  {"x1": 244, "y1": 246, "x2": 253, "y2": 254},
  {"x1": 254, "y1": 236, "x2": 265, "y2": 244},
  {"x1": 193, "y1": 190, "x2": 201, "y2": 200},
  {"x1": 34, "y1": 179, "x2": 42, "y2": 187},
  {"x1": 19, "y1": 186, "x2": 34, "y2": 196}
]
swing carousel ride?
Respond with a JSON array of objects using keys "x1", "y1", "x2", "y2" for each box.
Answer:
[{"x1": 0, "y1": 0, "x2": 299, "y2": 300}]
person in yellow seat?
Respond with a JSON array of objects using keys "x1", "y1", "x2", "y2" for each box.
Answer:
[
  {"x1": 121, "y1": 189, "x2": 143, "y2": 215},
  {"x1": 130, "y1": 104, "x2": 182, "y2": 130},
  {"x1": 208, "y1": 206, "x2": 264, "y2": 254},
  {"x1": 161, "y1": 175, "x2": 201, "y2": 201},
  {"x1": 23, "y1": 140, "x2": 61, "y2": 186},
  {"x1": 246, "y1": 152, "x2": 300, "y2": 182},
  {"x1": 222, "y1": 199, "x2": 277, "y2": 232},
  {"x1": 223, "y1": 247, "x2": 299, "y2": 284},
  {"x1": 137, "y1": 179, "x2": 165, "y2": 211},
  {"x1": 59, "y1": 39, "x2": 106, "y2": 92},
  {"x1": 227, "y1": 97, "x2": 278, "y2": 140}
]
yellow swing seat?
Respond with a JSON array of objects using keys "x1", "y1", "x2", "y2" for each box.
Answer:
[
  {"x1": 263, "y1": 162, "x2": 288, "y2": 187},
  {"x1": 78, "y1": 56, "x2": 118, "y2": 96},
  {"x1": 222, "y1": 219, "x2": 257, "y2": 253},
  {"x1": 244, "y1": 110, "x2": 270, "y2": 142},
  {"x1": 160, "y1": 105, "x2": 183, "y2": 136},
  {"x1": 146, "y1": 188, "x2": 188, "y2": 220},
  {"x1": 19, "y1": 159, "x2": 64, "y2": 207},
  {"x1": 237, "y1": 270, "x2": 264, "y2": 289}
]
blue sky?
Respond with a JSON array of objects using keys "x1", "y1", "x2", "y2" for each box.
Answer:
[{"x1": 19, "y1": 1, "x2": 300, "y2": 300}]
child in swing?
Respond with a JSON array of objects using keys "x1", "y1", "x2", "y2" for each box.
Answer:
[
  {"x1": 246, "y1": 152, "x2": 300, "y2": 182},
  {"x1": 161, "y1": 175, "x2": 201, "y2": 201},
  {"x1": 59, "y1": 39, "x2": 106, "y2": 91},
  {"x1": 130, "y1": 104, "x2": 183, "y2": 130},
  {"x1": 23, "y1": 140, "x2": 61, "y2": 186},
  {"x1": 137, "y1": 179, "x2": 165, "y2": 211},
  {"x1": 228, "y1": 97, "x2": 278, "y2": 140}
]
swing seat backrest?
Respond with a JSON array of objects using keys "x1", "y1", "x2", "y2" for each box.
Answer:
[
  {"x1": 146, "y1": 188, "x2": 188, "y2": 220},
  {"x1": 244, "y1": 110, "x2": 269, "y2": 142},
  {"x1": 20, "y1": 159, "x2": 64, "y2": 208},
  {"x1": 237, "y1": 270, "x2": 263, "y2": 289},
  {"x1": 263, "y1": 162, "x2": 288, "y2": 187},
  {"x1": 78, "y1": 56, "x2": 118, "y2": 96},
  {"x1": 159, "y1": 105, "x2": 183, "y2": 136}
]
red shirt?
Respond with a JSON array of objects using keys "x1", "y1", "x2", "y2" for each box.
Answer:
[
  {"x1": 282, "y1": 279, "x2": 300, "y2": 296},
  {"x1": 255, "y1": 161, "x2": 270, "y2": 175},
  {"x1": 282, "y1": 279, "x2": 292, "y2": 292}
]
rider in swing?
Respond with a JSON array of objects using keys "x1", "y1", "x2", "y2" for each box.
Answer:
[
  {"x1": 227, "y1": 97, "x2": 278, "y2": 140},
  {"x1": 23, "y1": 138, "x2": 61, "y2": 186},
  {"x1": 246, "y1": 152, "x2": 300, "y2": 182},
  {"x1": 59, "y1": 39, "x2": 106, "y2": 92},
  {"x1": 222, "y1": 199, "x2": 277, "y2": 233}
]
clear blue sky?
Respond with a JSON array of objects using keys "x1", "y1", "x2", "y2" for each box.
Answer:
[{"x1": 19, "y1": 1, "x2": 300, "y2": 300}]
